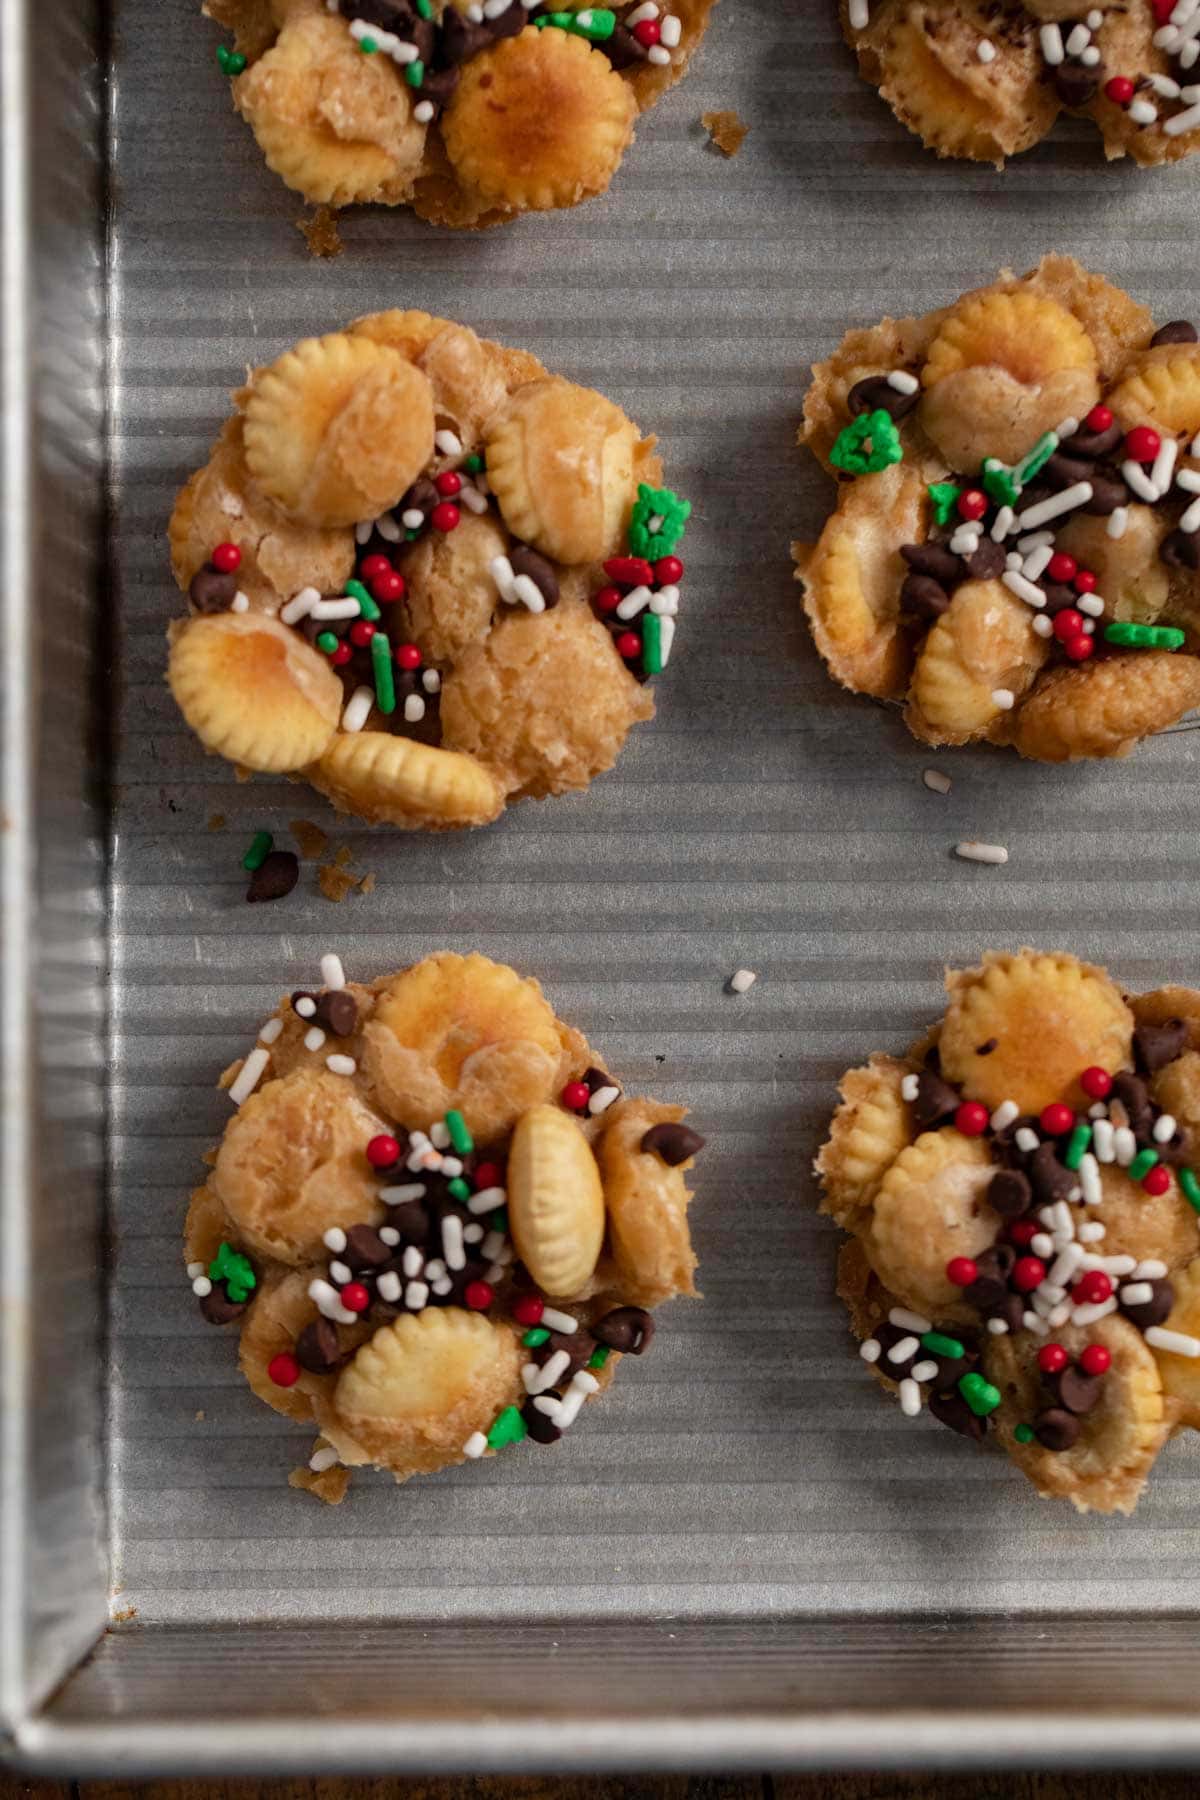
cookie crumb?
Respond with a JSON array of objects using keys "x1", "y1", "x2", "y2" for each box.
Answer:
[
  {"x1": 334, "y1": 843, "x2": 354, "y2": 867},
  {"x1": 702, "y1": 109, "x2": 748, "y2": 157},
  {"x1": 207, "y1": 812, "x2": 227, "y2": 831},
  {"x1": 318, "y1": 862, "x2": 369, "y2": 903},
  {"x1": 110, "y1": 1605, "x2": 138, "y2": 1624},
  {"x1": 922, "y1": 768, "x2": 952, "y2": 795},
  {"x1": 296, "y1": 205, "x2": 343, "y2": 259},
  {"x1": 290, "y1": 818, "x2": 329, "y2": 860},
  {"x1": 360, "y1": 871, "x2": 377, "y2": 895},
  {"x1": 194, "y1": 1409, "x2": 206, "y2": 1421},
  {"x1": 727, "y1": 968, "x2": 758, "y2": 995},
  {"x1": 289, "y1": 1463, "x2": 350, "y2": 1504}
]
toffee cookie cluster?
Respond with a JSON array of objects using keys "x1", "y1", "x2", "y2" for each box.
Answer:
[
  {"x1": 204, "y1": 0, "x2": 716, "y2": 226},
  {"x1": 842, "y1": 1, "x2": 1200, "y2": 166},
  {"x1": 795, "y1": 257, "x2": 1200, "y2": 762},
  {"x1": 184, "y1": 950, "x2": 704, "y2": 1498},
  {"x1": 819, "y1": 949, "x2": 1200, "y2": 1514},
  {"x1": 168, "y1": 310, "x2": 691, "y2": 830}
]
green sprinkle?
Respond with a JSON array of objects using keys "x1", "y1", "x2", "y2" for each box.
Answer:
[
  {"x1": 928, "y1": 480, "x2": 963, "y2": 525},
  {"x1": 315, "y1": 630, "x2": 338, "y2": 655},
  {"x1": 641, "y1": 612, "x2": 663, "y2": 676},
  {"x1": 1103, "y1": 620, "x2": 1186, "y2": 651},
  {"x1": 487, "y1": 1404, "x2": 527, "y2": 1449},
  {"x1": 534, "y1": 6, "x2": 616, "y2": 38},
  {"x1": 464, "y1": 453, "x2": 484, "y2": 474},
  {"x1": 523, "y1": 1327, "x2": 551, "y2": 1348},
  {"x1": 345, "y1": 577, "x2": 380, "y2": 622},
  {"x1": 829, "y1": 410, "x2": 903, "y2": 478},
  {"x1": 371, "y1": 630, "x2": 396, "y2": 716},
  {"x1": 491, "y1": 1207, "x2": 508, "y2": 1234},
  {"x1": 405, "y1": 58, "x2": 425, "y2": 86},
  {"x1": 209, "y1": 1241, "x2": 256, "y2": 1304},
  {"x1": 405, "y1": 528, "x2": 419, "y2": 541},
  {"x1": 216, "y1": 44, "x2": 247, "y2": 75},
  {"x1": 981, "y1": 461, "x2": 1021, "y2": 509},
  {"x1": 358, "y1": 34, "x2": 378, "y2": 53},
  {"x1": 242, "y1": 830, "x2": 273, "y2": 872},
  {"x1": 1014, "y1": 431, "x2": 1058, "y2": 487},
  {"x1": 588, "y1": 1345, "x2": 611, "y2": 1370},
  {"x1": 1129, "y1": 1146, "x2": 1159, "y2": 1182},
  {"x1": 1013, "y1": 1423, "x2": 1035, "y2": 1445},
  {"x1": 1064, "y1": 1122, "x2": 1092, "y2": 1171},
  {"x1": 444, "y1": 1109, "x2": 474, "y2": 1155},
  {"x1": 415, "y1": 0, "x2": 433, "y2": 14},
  {"x1": 447, "y1": 1177, "x2": 471, "y2": 1203},
  {"x1": 958, "y1": 1372, "x2": 1001, "y2": 1419},
  {"x1": 628, "y1": 483, "x2": 692, "y2": 558},
  {"x1": 920, "y1": 1330, "x2": 964, "y2": 1359},
  {"x1": 1180, "y1": 1168, "x2": 1200, "y2": 1213}
]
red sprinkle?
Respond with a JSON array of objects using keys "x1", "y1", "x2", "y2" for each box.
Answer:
[
  {"x1": 366, "y1": 1133, "x2": 401, "y2": 1169},
  {"x1": 394, "y1": 643, "x2": 422, "y2": 670},
  {"x1": 561, "y1": 1080, "x2": 590, "y2": 1113},
  {"x1": 1039, "y1": 1103, "x2": 1075, "y2": 1137},
  {"x1": 371, "y1": 571, "x2": 406, "y2": 604},
  {"x1": 430, "y1": 501, "x2": 460, "y2": 533},
  {"x1": 1080, "y1": 1065, "x2": 1113, "y2": 1100},
  {"x1": 655, "y1": 555, "x2": 684, "y2": 585},
  {"x1": 1084, "y1": 404, "x2": 1113, "y2": 433},
  {"x1": 954, "y1": 1101, "x2": 989, "y2": 1137},
  {"x1": 1064, "y1": 634, "x2": 1094, "y2": 663},
  {"x1": 267, "y1": 1352, "x2": 300, "y2": 1388},
  {"x1": 1073, "y1": 569, "x2": 1098, "y2": 594},
  {"x1": 1080, "y1": 1343, "x2": 1112, "y2": 1376},
  {"x1": 211, "y1": 541, "x2": 242, "y2": 573},
  {"x1": 332, "y1": 643, "x2": 352, "y2": 668},
  {"x1": 349, "y1": 620, "x2": 376, "y2": 648},
  {"x1": 946, "y1": 1256, "x2": 979, "y2": 1287},
  {"x1": 604, "y1": 555, "x2": 654, "y2": 587},
  {"x1": 1047, "y1": 552, "x2": 1078, "y2": 585},
  {"x1": 513, "y1": 1295, "x2": 545, "y2": 1327},
  {"x1": 632, "y1": 16, "x2": 661, "y2": 44},
  {"x1": 340, "y1": 1282, "x2": 371, "y2": 1314},
  {"x1": 1105, "y1": 75, "x2": 1136, "y2": 105},
  {"x1": 464, "y1": 1280, "x2": 494, "y2": 1311},
  {"x1": 1013, "y1": 1256, "x2": 1047, "y2": 1293},
  {"x1": 1009, "y1": 1220, "x2": 1039, "y2": 1249},
  {"x1": 434, "y1": 471, "x2": 462, "y2": 497},
  {"x1": 1052, "y1": 608, "x2": 1085, "y2": 643},
  {"x1": 1074, "y1": 1270, "x2": 1112, "y2": 1306},
  {"x1": 473, "y1": 1161, "x2": 503, "y2": 1191},
  {"x1": 956, "y1": 489, "x2": 988, "y2": 522},
  {"x1": 1038, "y1": 1343, "x2": 1069, "y2": 1375},
  {"x1": 1143, "y1": 1163, "x2": 1172, "y2": 1196},
  {"x1": 360, "y1": 554, "x2": 392, "y2": 582},
  {"x1": 593, "y1": 585, "x2": 624, "y2": 615},
  {"x1": 615, "y1": 631, "x2": 643, "y2": 660},
  {"x1": 1124, "y1": 425, "x2": 1161, "y2": 465}
]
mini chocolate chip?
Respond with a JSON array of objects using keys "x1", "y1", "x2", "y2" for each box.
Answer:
[
  {"x1": 1041, "y1": 582, "x2": 1085, "y2": 615},
  {"x1": 928, "y1": 1389, "x2": 986, "y2": 1441},
  {"x1": 246, "y1": 849, "x2": 300, "y2": 904},
  {"x1": 1062, "y1": 421, "x2": 1123, "y2": 461},
  {"x1": 1134, "y1": 1019, "x2": 1189, "y2": 1075},
  {"x1": 188, "y1": 565, "x2": 239, "y2": 613},
  {"x1": 1034, "y1": 1407, "x2": 1080, "y2": 1452},
  {"x1": 900, "y1": 542, "x2": 963, "y2": 587},
  {"x1": 1053, "y1": 1366, "x2": 1103, "y2": 1416},
  {"x1": 386, "y1": 1198, "x2": 428, "y2": 1243},
  {"x1": 593, "y1": 1306, "x2": 655, "y2": 1355},
  {"x1": 344, "y1": 1224, "x2": 391, "y2": 1269},
  {"x1": 975, "y1": 1037, "x2": 998, "y2": 1056},
  {"x1": 1054, "y1": 64, "x2": 1101, "y2": 108},
  {"x1": 417, "y1": 65, "x2": 460, "y2": 107},
  {"x1": 1081, "y1": 473, "x2": 1129, "y2": 516},
  {"x1": 341, "y1": 0, "x2": 416, "y2": 27},
  {"x1": 1029, "y1": 1141, "x2": 1075, "y2": 1206},
  {"x1": 964, "y1": 540, "x2": 1006, "y2": 582},
  {"x1": 199, "y1": 1284, "x2": 247, "y2": 1325},
  {"x1": 900, "y1": 573, "x2": 951, "y2": 621},
  {"x1": 987, "y1": 1292, "x2": 1028, "y2": 1335},
  {"x1": 1121, "y1": 1276, "x2": 1175, "y2": 1332},
  {"x1": 912, "y1": 1069, "x2": 961, "y2": 1131},
  {"x1": 316, "y1": 989, "x2": 358, "y2": 1037},
  {"x1": 1161, "y1": 528, "x2": 1200, "y2": 572},
  {"x1": 488, "y1": 0, "x2": 525, "y2": 36},
  {"x1": 988, "y1": 1168, "x2": 1032, "y2": 1219},
  {"x1": 295, "y1": 1317, "x2": 344, "y2": 1375},
  {"x1": 963, "y1": 1275, "x2": 1010, "y2": 1313},
  {"x1": 1042, "y1": 452, "x2": 1096, "y2": 491},
  {"x1": 870, "y1": 1319, "x2": 914, "y2": 1362},
  {"x1": 510, "y1": 544, "x2": 560, "y2": 609},
  {"x1": 602, "y1": 23, "x2": 648, "y2": 68},
  {"x1": 539, "y1": 1329, "x2": 597, "y2": 1376},
  {"x1": 582, "y1": 1066, "x2": 611, "y2": 1094},
  {"x1": 439, "y1": 7, "x2": 492, "y2": 61},
  {"x1": 975, "y1": 1243, "x2": 1016, "y2": 1283},
  {"x1": 993, "y1": 1115, "x2": 1039, "y2": 1170},
  {"x1": 291, "y1": 990, "x2": 316, "y2": 1016},
  {"x1": 1112, "y1": 1071, "x2": 1155, "y2": 1140},
  {"x1": 399, "y1": 475, "x2": 439, "y2": 521},
  {"x1": 640, "y1": 1122, "x2": 706, "y2": 1166},
  {"x1": 1151, "y1": 320, "x2": 1199, "y2": 347},
  {"x1": 846, "y1": 376, "x2": 919, "y2": 423},
  {"x1": 522, "y1": 1397, "x2": 563, "y2": 1444}
]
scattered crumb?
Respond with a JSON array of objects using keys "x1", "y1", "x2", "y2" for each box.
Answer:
[
  {"x1": 290, "y1": 818, "x2": 329, "y2": 860},
  {"x1": 201, "y1": 1146, "x2": 218, "y2": 1168},
  {"x1": 217, "y1": 1059, "x2": 240, "y2": 1092},
  {"x1": 955, "y1": 841, "x2": 1009, "y2": 866},
  {"x1": 296, "y1": 205, "x2": 344, "y2": 259},
  {"x1": 110, "y1": 1605, "x2": 138, "y2": 1624},
  {"x1": 360, "y1": 871, "x2": 377, "y2": 895},
  {"x1": 318, "y1": 863, "x2": 360, "y2": 903},
  {"x1": 207, "y1": 812, "x2": 227, "y2": 831},
  {"x1": 702, "y1": 109, "x2": 749, "y2": 157},
  {"x1": 194, "y1": 1409, "x2": 206, "y2": 1421},
  {"x1": 334, "y1": 843, "x2": 353, "y2": 867},
  {"x1": 922, "y1": 768, "x2": 952, "y2": 795},
  {"x1": 289, "y1": 1464, "x2": 350, "y2": 1504},
  {"x1": 234, "y1": 764, "x2": 251, "y2": 783},
  {"x1": 727, "y1": 968, "x2": 758, "y2": 995}
]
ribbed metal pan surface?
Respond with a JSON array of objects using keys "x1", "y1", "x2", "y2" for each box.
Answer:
[{"x1": 111, "y1": 0, "x2": 1200, "y2": 1626}]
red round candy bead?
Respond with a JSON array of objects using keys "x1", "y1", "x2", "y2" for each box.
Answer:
[
  {"x1": 1038, "y1": 1343, "x2": 1069, "y2": 1375},
  {"x1": 1124, "y1": 425, "x2": 1161, "y2": 464},
  {"x1": 561, "y1": 1080, "x2": 590, "y2": 1112},
  {"x1": 1073, "y1": 569, "x2": 1098, "y2": 593},
  {"x1": 472, "y1": 1161, "x2": 502, "y2": 1191},
  {"x1": 267, "y1": 1352, "x2": 300, "y2": 1388},
  {"x1": 946, "y1": 1256, "x2": 978, "y2": 1287},
  {"x1": 340, "y1": 1282, "x2": 370, "y2": 1314},
  {"x1": 366, "y1": 1133, "x2": 401, "y2": 1169},
  {"x1": 957, "y1": 488, "x2": 988, "y2": 522},
  {"x1": 1084, "y1": 404, "x2": 1114, "y2": 433},
  {"x1": 1052, "y1": 608, "x2": 1085, "y2": 643},
  {"x1": 513, "y1": 1295, "x2": 545, "y2": 1326},
  {"x1": 1009, "y1": 1220, "x2": 1039, "y2": 1248},
  {"x1": 1080, "y1": 1343, "x2": 1112, "y2": 1376},
  {"x1": 1105, "y1": 75, "x2": 1135, "y2": 105},
  {"x1": 1046, "y1": 552, "x2": 1077, "y2": 585},
  {"x1": 371, "y1": 571, "x2": 406, "y2": 604},
  {"x1": 360, "y1": 554, "x2": 391, "y2": 581},
  {"x1": 1143, "y1": 1163, "x2": 1171, "y2": 1196},
  {"x1": 1039, "y1": 1103, "x2": 1075, "y2": 1137},
  {"x1": 1074, "y1": 1270, "x2": 1112, "y2": 1305},
  {"x1": 604, "y1": 555, "x2": 655, "y2": 587},
  {"x1": 1080, "y1": 1065, "x2": 1113, "y2": 1100},
  {"x1": 331, "y1": 643, "x2": 353, "y2": 667},
  {"x1": 464, "y1": 1280, "x2": 494, "y2": 1311},
  {"x1": 434, "y1": 471, "x2": 462, "y2": 497},
  {"x1": 593, "y1": 585, "x2": 623, "y2": 615},
  {"x1": 1012, "y1": 1256, "x2": 1047, "y2": 1293},
  {"x1": 212, "y1": 541, "x2": 242, "y2": 573},
  {"x1": 655, "y1": 555, "x2": 684, "y2": 585},
  {"x1": 349, "y1": 620, "x2": 376, "y2": 648},
  {"x1": 954, "y1": 1101, "x2": 989, "y2": 1137},
  {"x1": 632, "y1": 16, "x2": 661, "y2": 43},
  {"x1": 1064, "y1": 634, "x2": 1094, "y2": 663},
  {"x1": 394, "y1": 643, "x2": 422, "y2": 670},
  {"x1": 615, "y1": 631, "x2": 642, "y2": 659},
  {"x1": 430, "y1": 501, "x2": 460, "y2": 533}
]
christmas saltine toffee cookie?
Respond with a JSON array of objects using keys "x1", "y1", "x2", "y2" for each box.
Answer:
[
  {"x1": 794, "y1": 257, "x2": 1200, "y2": 763},
  {"x1": 184, "y1": 950, "x2": 704, "y2": 1498},
  {"x1": 168, "y1": 311, "x2": 692, "y2": 829},
  {"x1": 842, "y1": 1, "x2": 1200, "y2": 167},
  {"x1": 819, "y1": 948, "x2": 1200, "y2": 1515},
  {"x1": 203, "y1": 0, "x2": 716, "y2": 227}
]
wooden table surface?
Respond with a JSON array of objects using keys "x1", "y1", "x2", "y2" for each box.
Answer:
[{"x1": 5, "y1": 1773, "x2": 1200, "y2": 1796}]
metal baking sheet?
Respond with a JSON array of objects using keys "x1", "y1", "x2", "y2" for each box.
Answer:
[{"x1": 10, "y1": 0, "x2": 1200, "y2": 1772}]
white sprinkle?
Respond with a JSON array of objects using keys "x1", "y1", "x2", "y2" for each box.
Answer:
[
  {"x1": 1129, "y1": 99, "x2": 1159, "y2": 125},
  {"x1": 1076, "y1": 591, "x2": 1105, "y2": 618},
  {"x1": 1092, "y1": 1118, "x2": 1115, "y2": 1163},
  {"x1": 1134, "y1": 1259, "x2": 1169, "y2": 1280},
  {"x1": 1022, "y1": 543, "x2": 1054, "y2": 583},
  {"x1": 660, "y1": 11, "x2": 681, "y2": 45},
  {"x1": 977, "y1": 38, "x2": 996, "y2": 63},
  {"x1": 658, "y1": 616, "x2": 677, "y2": 668},
  {"x1": 1047, "y1": 1303, "x2": 1073, "y2": 1328},
  {"x1": 588, "y1": 1084, "x2": 621, "y2": 1116},
  {"x1": 728, "y1": 969, "x2": 758, "y2": 994},
  {"x1": 425, "y1": 1259, "x2": 446, "y2": 1281},
  {"x1": 1121, "y1": 1282, "x2": 1155, "y2": 1307},
  {"x1": 1181, "y1": 494, "x2": 1200, "y2": 534},
  {"x1": 341, "y1": 686, "x2": 374, "y2": 734},
  {"x1": 422, "y1": 668, "x2": 441, "y2": 694},
  {"x1": 1114, "y1": 1125, "x2": 1137, "y2": 1167},
  {"x1": 429, "y1": 1122, "x2": 450, "y2": 1149},
  {"x1": 1016, "y1": 1126, "x2": 1040, "y2": 1154},
  {"x1": 467, "y1": 1185, "x2": 507, "y2": 1215},
  {"x1": 1088, "y1": 1102, "x2": 1107, "y2": 1120},
  {"x1": 281, "y1": 586, "x2": 321, "y2": 624},
  {"x1": 512, "y1": 574, "x2": 547, "y2": 615},
  {"x1": 402, "y1": 1246, "x2": 424, "y2": 1278},
  {"x1": 304, "y1": 1025, "x2": 326, "y2": 1051},
  {"x1": 1123, "y1": 459, "x2": 1162, "y2": 503},
  {"x1": 435, "y1": 429, "x2": 463, "y2": 457},
  {"x1": 1051, "y1": 1201, "x2": 1075, "y2": 1240},
  {"x1": 540, "y1": 1307, "x2": 578, "y2": 1335},
  {"x1": 414, "y1": 100, "x2": 434, "y2": 123},
  {"x1": 309, "y1": 1278, "x2": 356, "y2": 1325},
  {"x1": 463, "y1": 1223, "x2": 484, "y2": 1245},
  {"x1": 458, "y1": 483, "x2": 487, "y2": 514},
  {"x1": 191, "y1": 1275, "x2": 212, "y2": 1297},
  {"x1": 328, "y1": 1259, "x2": 351, "y2": 1285},
  {"x1": 294, "y1": 996, "x2": 316, "y2": 1019},
  {"x1": 309, "y1": 1446, "x2": 340, "y2": 1474},
  {"x1": 1016, "y1": 529, "x2": 1055, "y2": 555},
  {"x1": 848, "y1": 0, "x2": 868, "y2": 26},
  {"x1": 1081, "y1": 1253, "x2": 1136, "y2": 1276},
  {"x1": 898, "y1": 1377, "x2": 921, "y2": 1418},
  {"x1": 376, "y1": 1271, "x2": 401, "y2": 1303},
  {"x1": 1040, "y1": 23, "x2": 1065, "y2": 64},
  {"x1": 229, "y1": 591, "x2": 250, "y2": 613},
  {"x1": 1107, "y1": 507, "x2": 1129, "y2": 540},
  {"x1": 354, "y1": 519, "x2": 372, "y2": 542},
  {"x1": 379, "y1": 1183, "x2": 427, "y2": 1205},
  {"x1": 326, "y1": 1054, "x2": 356, "y2": 1077},
  {"x1": 859, "y1": 1338, "x2": 881, "y2": 1364},
  {"x1": 1006, "y1": 552, "x2": 1024, "y2": 572},
  {"x1": 1048, "y1": 1243, "x2": 1085, "y2": 1288},
  {"x1": 1018, "y1": 482, "x2": 1094, "y2": 532},
  {"x1": 1030, "y1": 1233, "x2": 1055, "y2": 1259},
  {"x1": 403, "y1": 694, "x2": 426, "y2": 725},
  {"x1": 955, "y1": 841, "x2": 1009, "y2": 865},
  {"x1": 886, "y1": 1335, "x2": 920, "y2": 1364},
  {"x1": 1002, "y1": 570, "x2": 1047, "y2": 609},
  {"x1": 1087, "y1": 8, "x2": 1103, "y2": 26},
  {"x1": 1081, "y1": 619, "x2": 1095, "y2": 637},
  {"x1": 402, "y1": 509, "x2": 425, "y2": 531},
  {"x1": 1065, "y1": 22, "x2": 1091, "y2": 56},
  {"x1": 378, "y1": 1227, "x2": 400, "y2": 1247},
  {"x1": 1033, "y1": 614, "x2": 1054, "y2": 638},
  {"x1": 310, "y1": 597, "x2": 360, "y2": 621},
  {"x1": 1072, "y1": 1297, "x2": 1118, "y2": 1326},
  {"x1": 463, "y1": 1431, "x2": 487, "y2": 1460},
  {"x1": 987, "y1": 1317, "x2": 1009, "y2": 1335},
  {"x1": 404, "y1": 1280, "x2": 429, "y2": 1310},
  {"x1": 991, "y1": 688, "x2": 1016, "y2": 712},
  {"x1": 900, "y1": 1073, "x2": 920, "y2": 1102},
  {"x1": 258, "y1": 1015, "x2": 284, "y2": 1046},
  {"x1": 481, "y1": 1229, "x2": 506, "y2": 1261},
  {"x1": 1178, "y1": 469, "x2": 1200, "y2": 493},
  {"x1": 616, "y1": 585, "x2": 652, "y2": 621},
  {"x1": 490, "y1": 554, "x2": 517, "y2": 604},
  {"x1": 1150, "y1": 72, "x2": 1183, "y2": 98},
  {"x1": 229, "y1": 1046, "x2": 271, "y2": 1107},
  {"x1": 1146, "y1": 1326, "x2": 1200, "y2": 1357},
  {"x1": 186, "y1": 1261, "x2": 205, "y2": 1280},
  {"x1": 525, "y1": 1349, "x2": 570, "y2": 1394},
  {"x1": 889, "y1": 1307, "x2": 932, "y2": 1334},
  {"x1": 442, "y1": 1213, "x2": 465, "y2": 1272},
  {"x1": 1079, "y1": 1152, "x2": 1103, "y2": 1208},
  {"x1": 1154, "y1": 1113, "x2": 1178, "y2": 1144},
  {"x1": 647, "y1": 43, "x2": 670, "y2": 62},
  {"x1": 482, "y1": 0, "x2": 512, "y2": 16},
  {"x1": 990, "y1": 1100, "x2": 1019, "y2": 1132},
  {"x1": 887, "y1": 369, "x2": 919, "y2": 395},
  {"x1": 991, "y1": 505, "x2": 1016, "y2": 542},
  {"x1": 1080, "y1": 41, "x2": 1100, "y2": 62},
  {"x1": 1078, "y1": 1222, "x2": 1106, "y2": 1243},
  {"x1": 923, "y1": 767, "x2": 952, "y2": 795},
  {"x1": 375, "y1": 512, "x2": 401, "y2": 542},
  {"x1": 321, "y1": 953, "x2": 346, "y2": 990},
  {"x1": 650, "y1": 584, "x2": 680, "y2": 617},
  {"x1": 911, "y1": 1359, "x2": 938, "y2": 1382}
]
